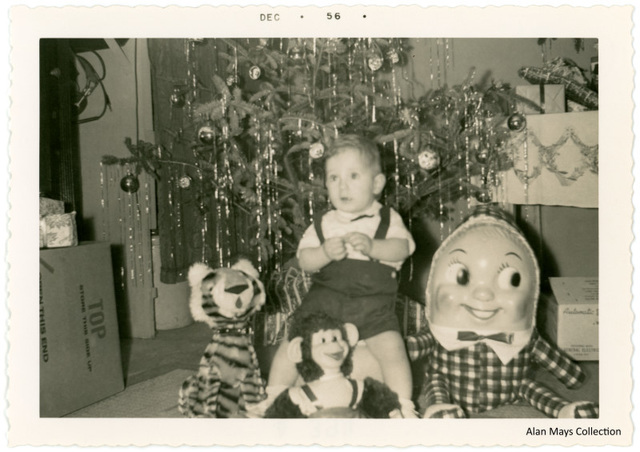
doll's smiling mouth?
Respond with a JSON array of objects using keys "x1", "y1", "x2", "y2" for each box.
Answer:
[
  {"x1": 326, "y1": 351, "x2": 344, "y2": 361},
  {"x1": 462, "y1": 305, "x2": 501, "y2": 320}
]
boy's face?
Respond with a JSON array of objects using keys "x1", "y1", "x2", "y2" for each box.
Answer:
[
  {"x1": 429, "y1": 225, "x2": 537, "y2": 332},
  {"x1": 325, "y1": 147, "x2": 386, "y2": 215}
]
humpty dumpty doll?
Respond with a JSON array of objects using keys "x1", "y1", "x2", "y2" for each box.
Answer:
[{"x1": 406, "y1": 206, "x2": 598, "y2": 419}]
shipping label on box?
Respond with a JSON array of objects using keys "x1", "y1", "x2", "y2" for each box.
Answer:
[
  {"x1": 40, "y1": 242, "x2": 124, "y2": 417},
  {"x1": 515, "y1": 84, "x2": 566, "y2": 114},
  {"x1": 545, "y1": 277, "x2": 599, "y2": 361}
]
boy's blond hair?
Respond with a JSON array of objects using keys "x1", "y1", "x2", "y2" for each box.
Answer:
[{"x1": 325, "y1": 134, "x2": 382, "y2": 174}]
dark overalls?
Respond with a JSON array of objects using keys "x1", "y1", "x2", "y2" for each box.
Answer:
[{"x1": 296, "y1": 206, "x2": 401, "y2": 340}]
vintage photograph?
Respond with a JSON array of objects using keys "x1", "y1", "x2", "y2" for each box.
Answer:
[{"x1": 7, "y1": 4, "x2": 635, "y2": 448}]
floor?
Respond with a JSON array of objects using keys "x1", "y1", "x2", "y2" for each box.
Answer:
[
  {"x1": 120, "y1": 321, "x2": 278, "y2": 387},
  {"x1": 119, "y1": 321, "x2": 209, "y2": 387}
]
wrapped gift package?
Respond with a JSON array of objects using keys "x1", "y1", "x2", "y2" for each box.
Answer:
[
  {"x1": 504, "y1": 111, "x2": 598, "y2": 208},
  {"x1": 538, "y1": 277, "x2": 599, "y2": 361},
  {"x1": 40, "y1": 242, "x2": 124, "y2": 417},
  {"x1": 40, "y1": 212, "x2": 78, "y2": 248},
  {"x1": 39, "y1": 197, "x2": 64, "y2": 217},
  {"x1": 515, "y1": 84, "x2": 566, "y2": 114}
]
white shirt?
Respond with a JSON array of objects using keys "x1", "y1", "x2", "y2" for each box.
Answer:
[{"x1": 297, "y1": 201, "x2": 416, "y2": 270}]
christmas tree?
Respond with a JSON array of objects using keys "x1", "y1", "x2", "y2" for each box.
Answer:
[{"x1": 104, "y1": 38, "x2": 525, "y2": 277}]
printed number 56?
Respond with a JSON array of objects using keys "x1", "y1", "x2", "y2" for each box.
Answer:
[{"x1": 327, "y1": 12, "x2": 341, "y2": 20}]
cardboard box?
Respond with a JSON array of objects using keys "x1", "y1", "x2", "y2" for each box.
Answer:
[
  {"x1": 539, "y1": 277, "x2": 599, "y2": 361},
  {"x1": 40, "y1": 242, "x2": 124, "y2": 417},
  {"x1": 515, "y1": 84, "x2": 566, "y2": 114}
]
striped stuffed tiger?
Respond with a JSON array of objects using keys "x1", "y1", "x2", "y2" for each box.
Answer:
[{"x1": 178, "y1": 259, "x2": 267, "y2": 418}]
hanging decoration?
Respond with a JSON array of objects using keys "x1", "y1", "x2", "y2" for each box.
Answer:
[
  {"x1": 475, "y1": 147, "x2": 491, "y2": 165},
  {"x1": 120, "y1": 173, "x2": 140, "y2": 193},
  {"x1": 170, "y1": 85, "x2": 186, "y2": 108},
  {"x1": 226, "y1": 74, "x2": 238, "y2": 87},
  {"x1": 507, "y1": 112, "x2": 527, "y2": 131},
  {"x1": 249, "y1": 65, "x2": 262, "y2": 80},
  {"x1": 197, "y1": 121, "x2": 216, "y2": 145},
  {"x1": 308, "y1": 142, "x2": 325, "y2": 159},
  {"x1": 475, "y1": 187, "x2": 492, "y2": 203},
  {"x1": 418, "y1": 148, "x2": 440, "y2": 171},
  {"x1": 386, "y1": 48, "x2": 400, "y2": 65},
  {"x1": 178, "y1": 175, "x2": 192, "y2": 189},
  {"x1": 367, "y1": 54, "x2": 384, "y2": 72}
]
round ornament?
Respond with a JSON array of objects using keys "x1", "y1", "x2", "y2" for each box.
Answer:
[
  {"x1": 197, "y1": 122, "x2": 215, "y2": 145},
  {"x1": 418, "y1": 148, "x2": 440, "y2": 171},
  {"x1": 120, "y1": 174, "x2": 140, "y2": 194},
  {"x1": 249, "y1": 65, "x2": 262, "y2": 80},
  {"x1": 178, "y1": 175, "x2": 192, "y2": 189},
  {"x1": 368, "y1": 55, "x2": 384, "y2": 72},
  {"x1": 475, "y1": 188, "x2": 492, "y2": 203},
  {"x1": 170, "y1": 87, "x2": 185, "y2": 108},
  {"x1": 288, "y1": 46, "x2": 305, "y2": 62},
  {"x1": 309, "y1": 142, "x2": 325, "y2": 159},
  {"x1": 386, "y1": 49, "x2": 400, "y2": 65},
  {"x1": 507, "y1": 112, "x2": 527, "y2": 131},
  {"x1": 475, "y1": 147, "x2": 491, "y2": 165}
]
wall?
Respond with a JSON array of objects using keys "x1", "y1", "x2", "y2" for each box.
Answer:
[
  {"x1": 403, "y1": 38, "x2": 597, "y2": 97},
  {"x1": 77, "y1": 39, "x2": 154, "y2": 241}
]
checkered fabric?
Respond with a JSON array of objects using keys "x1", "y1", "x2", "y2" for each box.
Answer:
[
  {"x1": 408, "y1": 327, "x2": 588, "y2": 417},
  {"x1": 572, "y1": 401, "x2": 600, "y2": 418},
  {"x1": 518, "y1": 378, "x2": 573, "y2": 418}
]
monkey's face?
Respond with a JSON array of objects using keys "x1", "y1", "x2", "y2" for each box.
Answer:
[{"x1": 310, "y1": 328, "x2": 350, "y2": 374}]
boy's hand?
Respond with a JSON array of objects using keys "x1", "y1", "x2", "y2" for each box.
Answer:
[
  {"x1": 345, "y1": 232, "x2": 373, "y2": 256},
  {"x1": 322, "y1": 237, "x2": 347, "y2": 261}
]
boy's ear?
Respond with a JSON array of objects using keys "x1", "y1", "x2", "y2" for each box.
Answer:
[{"x1": 373, "y1": 173, "x2": 386, "y2": 195}]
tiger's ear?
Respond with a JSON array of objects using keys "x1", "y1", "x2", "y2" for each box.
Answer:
[
  {"x1": 287, "y1": 337, "x2": 304, "y2": 363},
  {"x1": 249, "y1": 274, "x2": 266, "y2": 310},
  {"x1": 343, "y1": 323, "x2": 359, "y2": 347}
]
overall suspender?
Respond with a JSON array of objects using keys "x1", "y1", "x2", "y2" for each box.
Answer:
[{"x1": 300, "y1": 379, "x2": 360, "y2": 410}]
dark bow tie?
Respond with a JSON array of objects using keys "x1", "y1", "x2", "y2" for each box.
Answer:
[
  {"x1": 457, "y1": 331, "x2": 514, "y2": 344},
  {"x1": 351, "y1": 214, "x2": 375, "y2": 222}
]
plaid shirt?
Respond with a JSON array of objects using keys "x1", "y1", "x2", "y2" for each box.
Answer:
[{"x1": 407, "y1": 327, "x2": 587, "y2": 417}]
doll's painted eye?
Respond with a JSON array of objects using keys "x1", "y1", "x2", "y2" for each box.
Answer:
[
  {"x1": 446, "y1": 263, "x2": 469, "y2": 286},
  {"x1": 497, "y1": 266, "x2": 521, "y2": 289}
]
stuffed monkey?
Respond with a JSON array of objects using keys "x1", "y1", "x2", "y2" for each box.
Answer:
[{"x1": 265, "y1": 311, "x2": 403, "y2": 418}]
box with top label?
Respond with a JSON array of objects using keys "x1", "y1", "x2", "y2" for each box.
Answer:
[{"x1": 39, "y1": 242, "x2": 124, "y2": 417}]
